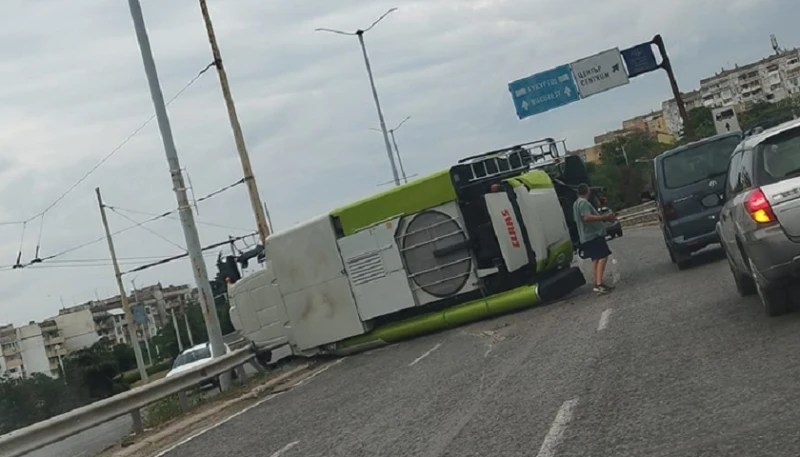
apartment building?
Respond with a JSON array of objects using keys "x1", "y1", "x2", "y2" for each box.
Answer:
[
  {"x1": 662, "y1": 91, "x2": 704, "y2": 137},
  {"x1": 662, "y1": 45, "x2": 800, "y2": 136},
  {"x1": 0, "y1": 310, "x2": 98, "y2": 380},
  {"x1": 0, "y1": 325, "x2": 23, "y2": 379},
  {"x1": 699, "y1": 49, "x2": 800, "y2": 110}
]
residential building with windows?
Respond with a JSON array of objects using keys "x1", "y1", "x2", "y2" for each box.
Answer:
[
  {"x1": 662, "y1": 44, "x2": 800, "y2": 137},
  {"x1": 0, "y1": 324, "x2": 24, "y2": 379},
  {"x1": 662, "y1": 90, "x2": 704, "y2": 136}
]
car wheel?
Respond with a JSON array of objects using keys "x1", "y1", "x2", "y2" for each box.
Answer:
[
  {"x1": 727, "y1": 253, "x2": 756, "y2": 297},
  {"x1": 750, "y1": 259, "x2": 792, "y2": 316}
]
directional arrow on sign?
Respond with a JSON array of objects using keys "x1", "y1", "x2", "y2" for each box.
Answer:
[
  {"x1": 564, "y1": 86, "x2": 572, "y2": 97},
  {"x1": 521, "y1": 100, "x2": 529, "y2": 110}
]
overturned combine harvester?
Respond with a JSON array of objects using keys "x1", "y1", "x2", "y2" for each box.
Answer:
[{"x1": 229, "y1": 138, "x2": 591, "y2": 361}]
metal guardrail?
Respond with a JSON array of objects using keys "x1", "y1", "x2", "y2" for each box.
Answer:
[
  {"x1": 616, "y1": 201, "x2": 656, "y2": 218},
  {"x1": 0, "y1": 346, "x2": 256, "y2": 457},
  {"x1": 619, "y1": 207, "x2": 659, "y2": 227}
]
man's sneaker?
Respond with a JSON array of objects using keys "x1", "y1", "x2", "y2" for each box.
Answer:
[{"x1": 593, "y1": 284, "x2": 613, "y2": 294}]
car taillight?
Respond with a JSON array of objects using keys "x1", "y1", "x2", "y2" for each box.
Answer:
[
  {"x1": 662, "y1": 203, "x2": 677, "y2": 221},
  {"x1": 745, "y1": 188, "x2": 776, "y2": 224}
]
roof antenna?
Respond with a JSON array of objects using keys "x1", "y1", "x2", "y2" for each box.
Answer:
[{"x1": 771, "y1": 34, "x2": 782, "y2": 55}]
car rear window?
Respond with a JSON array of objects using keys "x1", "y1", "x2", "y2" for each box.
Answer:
[
  {"x1": 756, "y1": 127, "x2": 800, "y2": 185},
  {"x1": 173, "y1": 345, "x2": 211, "y2": 368},
  {"x1": 660, "y1": 135, "x2": 741, "y2": 189}
]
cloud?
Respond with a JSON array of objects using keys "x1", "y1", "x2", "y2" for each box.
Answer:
[{"x1": 0, "y1": 0, "x2": 795, "y2": 325}]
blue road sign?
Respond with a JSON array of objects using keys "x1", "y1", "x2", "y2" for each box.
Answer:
[
  {"x1": 131, "y1": 304, "x2": 148, "y2": 325},
  {"x1": 508, "y1": 64, "x2": 580, "y2": 120},
  {"x1": 621, "y1": 43, "x2": 659, "y2": 78}
]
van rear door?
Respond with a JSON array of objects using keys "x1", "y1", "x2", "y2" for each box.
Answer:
[{"x1": 657, "y1": 134, "x2": 741, "y2": 241}]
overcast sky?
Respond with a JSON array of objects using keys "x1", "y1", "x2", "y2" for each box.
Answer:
[{"x1": 0, "y1": 0, "x2": 794, "y2": 326}]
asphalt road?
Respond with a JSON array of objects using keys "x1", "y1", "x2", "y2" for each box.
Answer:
[
  {"x1": 23, "y1": 416, "x2": 132, "y2": 457},
  {"x1": 38, "y1": 225, "x2": 800, "y2": 457}
]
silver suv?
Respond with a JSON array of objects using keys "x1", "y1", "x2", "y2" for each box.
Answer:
[{"x1": 717, "y1": 118, "x2": 800, "y2": 316}]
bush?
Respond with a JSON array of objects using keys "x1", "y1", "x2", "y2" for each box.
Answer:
[{"x1": 121, "y1": 359, "x2": 174, "y2": 386}]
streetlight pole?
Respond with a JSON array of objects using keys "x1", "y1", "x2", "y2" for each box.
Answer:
[
  {"x1": 372, "y1": 116, "x2": 411, "y2": 184},
  {"x1": 197, "y1": 0, "x2": 271, "y2": 246},
  {"x1": 126, "y1": 0, "x2": 229, "y2": 389},
  {"x1": 316, "y1": 8, "x2": 401, "y2": 186}
]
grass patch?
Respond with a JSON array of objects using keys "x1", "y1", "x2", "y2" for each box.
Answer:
[{"x1": 142, "y1": 391, "x2": 205, "y2": 429}]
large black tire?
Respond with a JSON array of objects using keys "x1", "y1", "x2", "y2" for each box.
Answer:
[{"x1": 750, "y1": 259, "x2": 792, "y2": 316}]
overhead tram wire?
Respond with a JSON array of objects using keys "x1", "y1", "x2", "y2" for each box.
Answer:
[
  {"x1": 24, "y1": 252, "x2": 220, "y2": 271},
  {"x1": 23, "y1": 62, "x2": 217, "y2": 224},
  {"x1": 108, "y1": 207, "x2": 187, "y2": 252},
  {"x1": 10, "y1": 178, "x2": 246, "y2": 269},
  {"x1": 4, "y1": 62, "x2": 215, "y2": 266},
  {"x1": 120, "y1": 232, "x2": 257, "y2": 276},
  {"x1": 107, "y1": 205, "x2": 254, "y2": 232}
]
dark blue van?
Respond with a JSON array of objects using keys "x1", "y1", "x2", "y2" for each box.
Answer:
[{"x1": 653, "y1": 131, "x2": 743, "y2": 269}]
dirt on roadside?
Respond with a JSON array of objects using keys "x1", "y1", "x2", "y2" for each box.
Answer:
[{"x1": 96, "y1": 359, "x2": 327, "y2": 457}]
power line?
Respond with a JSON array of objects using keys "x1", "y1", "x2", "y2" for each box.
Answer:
[
  {"x1": 120, "y1": 232, "x2": 256, "y2": 275},
  {"x1": 13, "y1": 178, "x2": 245, "y2": 268},
  {"x1": 23, "y1": 62, "x2": 216, "y2": 225},
  {"x1": 108, "y1": 205, "x2": 253, "y2": 232},
  {"x1": 23, "y1": 252, "x2": 220, "y2": 271},
  {"x1": 108, "y1": 207, "x2": 187, "y2": 252}
]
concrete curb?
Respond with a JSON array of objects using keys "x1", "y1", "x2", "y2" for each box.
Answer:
[{"x1": 109, "y1": 364, "x2": 311, "y2": 457}]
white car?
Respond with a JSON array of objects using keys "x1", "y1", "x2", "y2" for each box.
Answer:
[{"x1": 165, "y1": 342, "x2": 231, "y2": 385}]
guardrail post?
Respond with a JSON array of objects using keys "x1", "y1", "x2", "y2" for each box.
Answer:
[
  {"x1": 235, "y1": 365, "x2": 247, "y2": 383},
  {"x1": 131, "y1": 409, "x2": 144, "y2": 435},
  {"x1": 178, "y1": 391, "x2": 190, "y2": 412}
]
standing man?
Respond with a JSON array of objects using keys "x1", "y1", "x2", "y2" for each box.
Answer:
[{"x1": 573, "y1": 183, "x2": 616, "y2": 294}]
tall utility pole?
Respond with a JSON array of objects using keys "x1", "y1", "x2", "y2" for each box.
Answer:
[
  {"x1": 316, "y1": 8, "x2": 401, "y2": 186},
  {"x1": 95, "y1": 188, "x2": 148, "y2": 384},
  {"x1": 372, "y1": 116, "x2": 411, "y2": 184},
  {"x1": 198, "y1": 0, "x2": 271, "y2": 246},
  {"x1": 127, "y1": 0, "x2": 229, "y2": 388}
]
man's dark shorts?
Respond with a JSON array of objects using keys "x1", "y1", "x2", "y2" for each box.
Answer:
[{"x1": 581, "y1": 236, "x2": 612, "y2": 261}]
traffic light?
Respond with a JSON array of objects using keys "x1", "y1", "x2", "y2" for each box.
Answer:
[{"x1": 218, "y1": 255, "x2": 241, "y2": 285}]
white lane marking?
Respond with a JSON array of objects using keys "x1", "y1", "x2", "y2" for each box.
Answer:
[
  {"x1": 152, "y1": 359, "x2": 345, "y2": 457},
  {"x1": 408, "y1": 343, "x2": 442, "y2": 367},
  {"x1": 536, "y1": 398, "x2": 579, "y2": 457},
  {"x1": 288, "y1": 357, "x2": 346, "y2": 388},
  {"x1": 269, "y1": 440, "x2": 300, "y2": 457},
  {"x1": 152, "y1": 392, "x2": 285, "y2": 457},
  {"x1": 597, "y1": 308, "x2": 612, "y2": 332}
]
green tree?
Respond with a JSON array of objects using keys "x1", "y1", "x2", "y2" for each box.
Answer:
[
  {"x1": 112, "y1": 343, "x2": 136, "y2": 373},
  {"x1": 0, "y1": 340, "x2": 129, "y2": 435},
  {"x1": 739, "y1": 98, "x2": 800, "y2": 130},
  {"x1": 63, "y1": 342, "x2": 129, "y2": 401},
  {"x1": 683, "y1": 106, "x2": 716, "y2": 141},
  {"x1": 590, "y1": 131, "x2": 667, "y2": 209}
]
